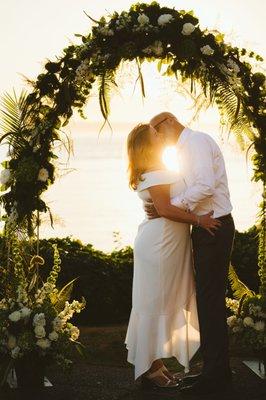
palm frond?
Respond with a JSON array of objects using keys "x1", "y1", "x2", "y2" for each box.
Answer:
[
  {"x1": 228, "y1": 264, "x2": 255, "y2": 300},
  {"x1": 0, "y1": 90, "x2": 29, "y2": 137}
]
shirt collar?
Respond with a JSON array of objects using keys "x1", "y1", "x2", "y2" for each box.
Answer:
[{"x1": 176, "y1": 127, "x2": 191, "y2": 148}]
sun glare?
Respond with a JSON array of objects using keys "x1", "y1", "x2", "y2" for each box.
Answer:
[{"x1": 162, "y1": 146, "x2": 180, "y2": 172}]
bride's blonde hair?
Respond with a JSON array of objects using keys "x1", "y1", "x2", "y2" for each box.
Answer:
[{"x1": 127, "y1": 123, "x2": 154, "y2": 190}]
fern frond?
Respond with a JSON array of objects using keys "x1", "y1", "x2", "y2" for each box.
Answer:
[{"x1": 228, "y1": 264, "x2": 255, "y2": 300}]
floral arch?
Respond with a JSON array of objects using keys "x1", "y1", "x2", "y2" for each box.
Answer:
[{"x1": 0, "y1": 2, "x2": 265, "y2": 296}]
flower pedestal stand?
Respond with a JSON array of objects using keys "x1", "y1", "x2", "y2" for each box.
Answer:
[
  {"x1": 242, "y1": 359, "x2": 266, "y2": 379},
  {"x1": 7, "y1": 369, "x2": 53, "y2": 389}
]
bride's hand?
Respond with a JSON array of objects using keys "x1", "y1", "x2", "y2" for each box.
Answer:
[{"x1": 197, "y1": 211, "x2": 222, "y2": 235}]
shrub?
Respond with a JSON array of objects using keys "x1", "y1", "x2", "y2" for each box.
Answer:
[{"x1": 0, "y1": 227, "x2": 259, "y2": 325}]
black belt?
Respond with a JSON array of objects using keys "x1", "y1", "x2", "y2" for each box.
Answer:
[{"x1": 216, "y1": 213, "x2": 232, "y2": 221}]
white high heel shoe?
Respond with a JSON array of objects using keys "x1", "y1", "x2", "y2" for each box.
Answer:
[{"x1": 141, "y1": 366, "x2": 180, "y2": 390}]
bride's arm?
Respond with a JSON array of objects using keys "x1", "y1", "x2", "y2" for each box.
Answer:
[{"x1": 148, "y1": 184, "x2": 221, "y2": 232}]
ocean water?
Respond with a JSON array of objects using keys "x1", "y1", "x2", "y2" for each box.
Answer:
[{"x1": 35, "y1": 120, "x2": 262, "y2": 252}]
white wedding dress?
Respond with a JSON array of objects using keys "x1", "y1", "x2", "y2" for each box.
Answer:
[{"x1": 125, "y1": 170, "x2": 200, "y2": 380}]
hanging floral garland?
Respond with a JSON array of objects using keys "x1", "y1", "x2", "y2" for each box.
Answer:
[{"x1": 0, "y1": 1, "x2": 265, "y2": 294}]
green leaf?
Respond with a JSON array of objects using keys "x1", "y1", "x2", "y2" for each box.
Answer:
[{"x1": 228, "y1": 264, "x2": 255, "y2": 300}]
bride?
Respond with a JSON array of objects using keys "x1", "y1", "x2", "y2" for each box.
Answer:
[{"x1": 124, "y1": 123, "x2": 220, "y2": 389}]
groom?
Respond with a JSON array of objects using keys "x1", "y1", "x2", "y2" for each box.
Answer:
[{"x1": 146, "y1": 112, "x2": 235, "y2": 395}]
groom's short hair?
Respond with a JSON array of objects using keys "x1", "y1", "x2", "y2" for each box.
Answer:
[{"x1": 150, "y1": 112, "x2": 177, "y2": 129}]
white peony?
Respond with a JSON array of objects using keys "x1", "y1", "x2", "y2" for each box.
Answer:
[
  {"x1": 11, "y1": 346, "x2": 21, "y2": 359},
  {"x1": 157, "y1": 14, "x2": 173, "y2": 26},
  {"x1": 20, "y1": 307, "x2": 31, "y2": 319},
  {"x1": 227, "y1": 315, "x2": 237, "y2": 327},
  {"x1": 254, "y1": 320, "x2": 265, "y2": 331},
  {"x1": 137, "y1": 13, "x2": 149, "y2": 25},
  {"x1": 48, "y1": 331, "x2": 59, "y2": 341},
  {"x1": 34, "y1": 325, "x2": 46, "y2": 339},
  {"x1": 7, "y1": 335, "x2": 17, "y2": 349},
  {"x1": 33, "y1": 313, "x2": 46, "y2": 327},
  {"x1": 38, "y1": 168, "x2": 49, "y2": 182},
  {"x1": 182, "y1": 23, "x2": 196, "y2": 36},
  {"x1": 243, "y1": 316, "x2": 254, "y2": 327},
  {"x1": 36, "y1": 338, "x2": 51, "y2": 350},
  {"x1": 0, "y1": 169, "x2": 11, "y2": 185},
  {"x1": 200, "y1": 45, "x2": 214, "y2": 56},
  {"x1": 9, "y1": 311, "x2": 21, "y2": 322}
]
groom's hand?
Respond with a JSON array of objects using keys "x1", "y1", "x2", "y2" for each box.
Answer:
[{"x1": 144, "y1": 200, "x2": 160, "y2": 219}]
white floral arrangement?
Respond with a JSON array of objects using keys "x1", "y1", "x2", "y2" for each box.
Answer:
[
  {"x1": 0, "y1": 235, "x2": 85, "y2": 386},
  {"x1": 226, "y1": 266, "x2": 266, "y2": 355}
]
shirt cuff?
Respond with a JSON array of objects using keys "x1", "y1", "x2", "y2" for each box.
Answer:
[{"x1": 171, "y1": 196, "x2": 190, "y2": 211}]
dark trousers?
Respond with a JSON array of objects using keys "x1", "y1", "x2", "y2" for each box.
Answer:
[{"x1": 191, "y1": 214, "x2": 235, "y2": 379}]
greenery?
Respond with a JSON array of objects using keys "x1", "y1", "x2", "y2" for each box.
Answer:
[
  {"x1": 0, "y1": 0, "x2": 265, "y2": 371},
  {"x1": 0, "y1": 3, "x2": 265, "y2": 257},
  {"x1": 0, "y1": 227, "x2": 258, "y2": 326},
  {"x1": 0, "y1": 227, "x2": 85, "y2": 387}
]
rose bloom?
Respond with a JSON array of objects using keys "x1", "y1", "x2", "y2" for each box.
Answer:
[
  {"x1": 254, "y1": 321, "x2": 265, "y2": 331},
  {"x1": 33, "y1": 313, "x2": 46, "y2": 327},
  {"x1": 182, "y1": 23, "x2": 196, "y2": 35},
  {"x1": 36, "y1": 338, "x2": 51, "y2": 350},
  {"x1": 34, "y1": 325, "x2": 46, "y2": 339},
  {"x1": 200, "y1": 45, "x2": 214, "y2": 56},
  {"x1": 20, "y1": 307, "x2": 31, "y2": 318},
  {"x1": 49, "y1": 331, "x2": 59, "y2": 341},
  {"x1": 137, "y1": 13, "x2": 149, "y2": 25},
  {"x1": 157, "y1": 14, "x2": 173, "y2": 26},
  {"x1": 243, "y1": 316, "x2": 255, "y2": 327},
  {"x1": 9, "y1": 311, "x2": 21, "y2": 322}
]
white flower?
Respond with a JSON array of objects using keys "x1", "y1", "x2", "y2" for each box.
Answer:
[
  {"x1": 137, "y1": 13, "x2": 149, "y2": 25},
  {"x1": 48, "y1": 331, "x2": 59, "y2": 341},
  {"x1": 7, "y1": 335, "x2": 17, "y2": 349},
  {"x1": 226, "y1": 298, "x2": 239, "y2": 313},
  {"x1": 254, "y1": 320, "x2": 265, "y2": 331},
  {"x1": 200, "y1": 45, "x2": 214, "y2": 56},
  {"x1": 232, "y1": 325, "x2": 242, "y2": 333},
  {"x1": 38, "y1": 168, "x2": 49, "y2": 182},
  {"x1": 52, "y1": 317, "x2": 65, "y2": 332},
  {"x1": 69, "y1": 326, "x2": 80, "y2": 341},
  {"x1": 11, "y1": 346, "x2": 21, "y2": 359},
  {"x1": 20, "y1": 307, "x2": 31, "y2": 319},
  {"x1": 227, "y1": 315, "x2": 237, "y2": 327},
  {"x1": 182, "y1": 23, "x2": 196, "y2": 36},
  {"x1": 9, "y1": 311, "x2": 21, "y2": 322},
  {"x1": 157, "y1": 14, "x2": 173, "y2": 26},
  {"x1": 0, "y1": 169, "x2": 11, "y2": 185},
  {"x1": 98, "y1": 26, "x2": 114, "y2": 36},
  {"x1": 227, "y1": 59, "x2": 240, "y2": 74},
  {"x1": 36, "y1": 338, "x2": 51, "y2": 350},
  {"x1": 243, "y1": 316, "x2": 254, "y2": 327},
  {"x1": 34, "y1": 325, "x2": 46, "y2": 339},
  {"x1": 33, "y1": 313, "x2": 46, "y2": 327}
]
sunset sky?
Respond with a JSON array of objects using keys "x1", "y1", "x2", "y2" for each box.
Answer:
[{"x1": 0, "y1": 1, "x2": 265, "y2": 250}]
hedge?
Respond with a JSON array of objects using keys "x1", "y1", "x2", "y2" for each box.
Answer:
[{"x1": 0, "y1": 226, "x2": 259, "y2": 325}]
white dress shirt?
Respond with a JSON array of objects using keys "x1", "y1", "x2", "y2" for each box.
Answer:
[{"x1": 171, "y1": 128, "x2": 233, "y2": 218}]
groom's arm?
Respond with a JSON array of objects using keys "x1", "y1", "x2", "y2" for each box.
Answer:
[{"x1": 171, "y1": 137, "x2": 215, "y2": 211}]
